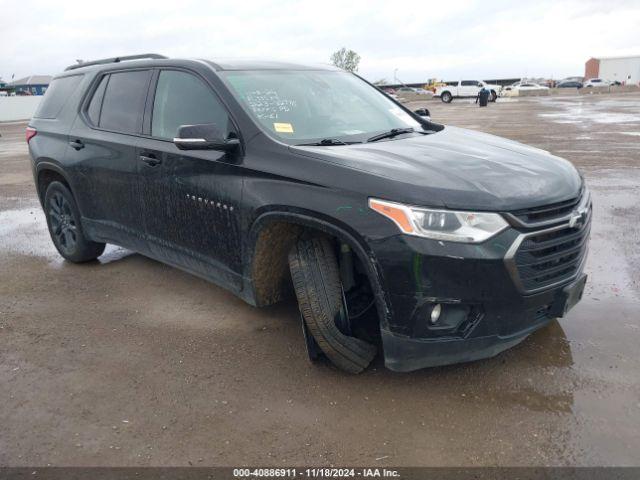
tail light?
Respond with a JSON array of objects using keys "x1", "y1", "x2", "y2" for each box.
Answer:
[{"x1": 26, "y1": 126, "x2": 37, "y2": 143}]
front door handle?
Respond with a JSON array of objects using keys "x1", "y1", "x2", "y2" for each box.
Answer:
[
  {"x1": 69, "y1": 139, "x2": 84, "y2": 150},
  {"x1": 140, "y1": 155, "x2": 161, "y2": 167}
]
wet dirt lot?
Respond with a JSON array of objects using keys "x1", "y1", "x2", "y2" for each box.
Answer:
[{"x1": 1, "y1": 94, "x2": 639, "y2": 467}]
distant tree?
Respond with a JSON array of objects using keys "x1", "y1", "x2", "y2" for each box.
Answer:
[
  {"x1": 330, "y1": 48, "x2": 361, "y2": 73},
  {"x1": 373, "y1": 78, "x2": 388, "y2": 86}
]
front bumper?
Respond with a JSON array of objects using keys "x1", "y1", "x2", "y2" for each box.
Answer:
[
  {"x1": 382, "y1": 322, "x2": 540, "y2": 372},
  {"x1": 381, "y1": 273, "x2": 586, "y2": 372},
  {"x1": 369, "y1": 220, "x2": 589, "y2": 371}
]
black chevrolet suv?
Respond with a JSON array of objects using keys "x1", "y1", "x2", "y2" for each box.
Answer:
[{"x1": 28, "y1": 54, "x2": 591, "y2": 373}]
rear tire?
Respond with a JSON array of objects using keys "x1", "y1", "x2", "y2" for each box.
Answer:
[
  {"x1": 288, "y1": 236, "x2": 377, "y2": 374},
  {"x1": 490, "y1": 90, "x2": 497, "y2": 102},
  {"x1": 441, "y1": 91, "x2": 453, "y2": 103},
  {"x1": 44, "y1": 181, "x2": 105, "y2": 262}
]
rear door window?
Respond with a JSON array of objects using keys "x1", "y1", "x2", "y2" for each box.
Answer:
[
  {"x1": 151, "y1": 70, "x2": 230, "y2": 140},
  {"x1": 86, "y1": 75, "x2": 108, "y2": 126},
  {"x1": 33, "y1": 75, "x2": 83, "y2": 119},
  {"x1": 99, "y1": 70, "x2": 151, "y2": 134}
]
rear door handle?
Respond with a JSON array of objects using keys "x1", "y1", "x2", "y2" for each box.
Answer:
[
  {"x1": 140, "y1": 155, "x2": 161, "y2": 167},
  {"x1": 69, "y1": 139, "x2": 84, "y2": 150}
]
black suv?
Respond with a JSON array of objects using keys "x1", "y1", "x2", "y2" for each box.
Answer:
[{"x1": 28, "y1": 54, "x2": 591, "y2": 373}]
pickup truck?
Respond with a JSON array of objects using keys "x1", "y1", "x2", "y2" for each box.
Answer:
[{"x1": 435, "y1": 80, "x2": 501, "y2": 103}]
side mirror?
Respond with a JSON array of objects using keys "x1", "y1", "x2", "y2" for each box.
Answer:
[
  {"x1": 173, "y1": 123, "x2": 239, "y2": 151},
  {"x1": 414, "y1": 108, "x2": 431, "y2": 119}
]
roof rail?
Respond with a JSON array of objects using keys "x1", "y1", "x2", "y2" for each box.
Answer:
[{"x1": 65, "y1": 53, "x2": 168, "y2": 71}]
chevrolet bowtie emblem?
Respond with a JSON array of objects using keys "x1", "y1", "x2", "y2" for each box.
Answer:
[{"x1": 568, "y1": 207, "x2": 587, "y2": 228}]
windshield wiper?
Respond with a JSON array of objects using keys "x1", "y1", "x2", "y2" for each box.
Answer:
[
  {"x1": 296, "y1": 138, "x2": 355, "y2": 146},
  {"x1": 366, "y1": 127, "x2": 416, "y2": 143}
]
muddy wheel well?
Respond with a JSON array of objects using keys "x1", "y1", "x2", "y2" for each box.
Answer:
[
  {"x1": 37, "y1": 169, "x2": 70, "y2": 203},
  {"x1": 251, "y1": 221, "x2": 304, "y2": 307},
  {"x1": 251, "y1": 221, "x2": 378, "y2": 328}
]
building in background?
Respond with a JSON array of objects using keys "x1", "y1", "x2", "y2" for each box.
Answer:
[
  {"x1": 8, "y1": 75, "x2": 52, "y2": 95},
  {"x1": 585, "y1": 55, "x2": 640, "y2": 84}
]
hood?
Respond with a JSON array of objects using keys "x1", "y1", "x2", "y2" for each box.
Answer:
[{"x1": 290, "y1": 126, "x2": 582, "y2": 211}]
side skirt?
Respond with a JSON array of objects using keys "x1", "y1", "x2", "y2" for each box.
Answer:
[{"x1": 82, "y1": 217, "x2": 253, "y2": 305}]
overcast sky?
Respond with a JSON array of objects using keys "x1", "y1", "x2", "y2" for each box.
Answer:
[{"x1": 1, "y1": 0, "x2": 639, "y2": 83}]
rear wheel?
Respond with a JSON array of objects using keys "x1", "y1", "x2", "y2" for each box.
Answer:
[
  {"x1": 490, "y1": 90, "x2": 497, "y2": 102},
  {"x1": 441, "y1": 91, "x2": 453, "y2": 103},
  {"x1": 288, "y1": 236, "x2": 377, "y2": 373},
  {"x1": 44, "y1": 181, "x2": 105, "y2": 262}
]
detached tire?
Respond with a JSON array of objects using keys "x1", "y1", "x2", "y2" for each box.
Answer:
[
  {"x1": 289, "y1": 236, "x2": 377, "y2": 374},
  {"x1": 44, "y1": 181, "x2": 106, "y2": 263}
]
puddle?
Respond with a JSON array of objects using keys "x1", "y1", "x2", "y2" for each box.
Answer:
[
  {"x1": 0, "y1": 142, "x2": 29, "y2": 157},
  {"x1": 556, "y1": 150, "x2": 603, "y2": 153},
  {"x1": 98, "y1": 246, "x2": 134, "y2": 264},
  {"x1": 0, "y1": 208, "x2": 59, "y2": 261},
  {"x1": 0, "y1": 207, "x2": 131, "y2": 265},
  {"x1": 538, "y1": 99, "x2": 640, "y2": 125},
  {"x1": 592, "y1": 113, "x2": 640, "y2": 124},
  {"x1": 583, "y1": 171, "x2": 640, "y2": 302}
]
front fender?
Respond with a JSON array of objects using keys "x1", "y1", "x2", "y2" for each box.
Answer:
[{"x1": 245, "y1": 209, "x2": 393, "y2": 330}]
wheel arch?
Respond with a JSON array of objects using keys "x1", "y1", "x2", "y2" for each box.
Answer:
[
  {"x1": 440, "y1": 90, "x2": 453, "y2": 102},
  {"x1": 35, "y1": 161, "x2": 74, "y2": 207},
  {"x1": 245, "y1": 209, "x2": 392, "y2": 329}
]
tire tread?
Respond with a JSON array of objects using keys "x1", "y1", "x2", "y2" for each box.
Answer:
[{"x1": 289, "y1": 236, "x2": 376, "y2": 373}]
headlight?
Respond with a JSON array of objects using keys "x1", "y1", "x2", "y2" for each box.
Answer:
[{"x1": 369, "y1": 198, "x2": 508, "y2": 243}]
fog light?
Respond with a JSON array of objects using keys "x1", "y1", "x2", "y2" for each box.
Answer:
[{"x1": 430, "y1": 304, "x2": 442, "y2": 324}]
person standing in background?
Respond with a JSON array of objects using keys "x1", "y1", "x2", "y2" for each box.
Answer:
[{"x1": 476, "y1": 86, "x2": 490, "y2": 107}]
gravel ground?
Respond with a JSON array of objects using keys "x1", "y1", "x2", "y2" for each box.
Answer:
[{"x1": 1, "y1": 93, "x2": 639, "y2": 467}]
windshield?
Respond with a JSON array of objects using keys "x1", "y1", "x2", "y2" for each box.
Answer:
[{"x1": 222, "y1": 70, "x2": 422, "y2": 144}]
